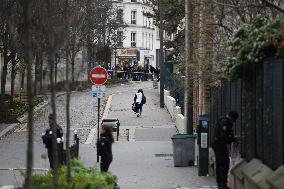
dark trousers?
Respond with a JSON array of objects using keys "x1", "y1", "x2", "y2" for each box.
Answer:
[
  {"x1": 100, "y1": 155, "x2": 113, "y2": 172},
  {"x1": 212, "y1": 142, "x2": 229, "y2": 188},
  {"x1": 48, "y1": 150, "x2": 54, "y2": 169},
  {"x1": 135, "y1": 103, "x2": 142, "y2": 115}
]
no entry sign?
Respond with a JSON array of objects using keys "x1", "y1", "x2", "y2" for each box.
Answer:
[{"x1": 90, "y1": 67, "x2": 108, "y2": 85}]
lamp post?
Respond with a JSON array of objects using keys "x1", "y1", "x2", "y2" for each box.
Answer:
[{"x1": 114, "y1": 46, "x2": 117, "y2": 69}]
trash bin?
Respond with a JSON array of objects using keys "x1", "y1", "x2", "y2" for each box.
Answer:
[
  {"x1": 171, "y1": 134, "x2": 196, "y2": 167},
  {"x1": 102, "y1": 118, "x2": 120, "y2": 141}
]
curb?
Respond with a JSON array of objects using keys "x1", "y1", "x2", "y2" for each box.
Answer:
[
  {"x1": 84, "y1": 95, "x2": 113, "y2": 144},
  {"x1": 0, "y1": 185, "x2": 14, "y2": 189}
]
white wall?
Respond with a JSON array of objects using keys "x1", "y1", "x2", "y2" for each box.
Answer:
[
  {"x1": 164, "y1": 89, "x2": 186, "y2": 134},
  {"x1": 113, "y1": 0, "x2": 160, "y2": 67}
]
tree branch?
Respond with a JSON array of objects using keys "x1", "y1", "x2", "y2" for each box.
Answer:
[{"x1": 260, "y1": 0, "x2": 284, "y2": 14}]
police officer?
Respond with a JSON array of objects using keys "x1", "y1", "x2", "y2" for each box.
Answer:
[
  {"x1": 211, "y1": 111, "x2": 239, "y2": 189},
  {"x1": 42, "y1": 114, "x2": 63, "y2": 169},
  {"x1": 97, "y1": 124, "x2": 114, "y2": 172}
]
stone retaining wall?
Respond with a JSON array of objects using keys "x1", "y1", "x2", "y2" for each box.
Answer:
[{"x1": 164, "y1": 90, "x2": 186, "y2": 134}]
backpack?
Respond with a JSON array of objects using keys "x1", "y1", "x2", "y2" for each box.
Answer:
[{"x1": 142, "y1": 95, "x2": 146, "y2": 104}]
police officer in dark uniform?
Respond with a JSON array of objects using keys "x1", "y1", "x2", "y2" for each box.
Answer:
[
  {"x1": 42, "y1": 114, "x2": 63, "y2": 169},
  {"x1": 97, "y1": 124, "x2": 114, "y2": 172},
  {"x1": 211, "y1": 111, "x2": 239, "y2": 189}
]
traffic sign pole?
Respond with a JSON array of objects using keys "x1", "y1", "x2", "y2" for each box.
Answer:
[
  {"x1": 97, "y1": 98, "x2": 100, "y2": 163},
  {"x1": 90, "y1": 66, "x2": 108, "y2": 163}
]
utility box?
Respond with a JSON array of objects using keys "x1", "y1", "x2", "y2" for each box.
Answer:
[
  {"x1": 197, "y1": 115, "x2": 209, "y2": 176},
  {"x1": 242, "y1": 159, "x2": 273, "y2": 189},
  {"x1": 266, "y1": 165, "x2": 284, "y2": 189},
  {"x1": 171, "y1": 134, "x2": 196, "y2": 167}
]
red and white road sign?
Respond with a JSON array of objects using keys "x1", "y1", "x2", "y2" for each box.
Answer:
[{"x1": 90, "y1": 67, "x2": 108, "y2": 85}]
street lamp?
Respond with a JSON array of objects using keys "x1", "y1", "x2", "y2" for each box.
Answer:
[{"x1": 114, "y1": 45, "x2": 117, "y2": 70}]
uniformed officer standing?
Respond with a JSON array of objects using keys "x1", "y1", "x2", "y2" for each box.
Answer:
[
  {"x1": 211, "y1": 111, "x2": 239, "y2": 189},
  {"x1": 42, "y1": 114, "x2": 63, "y2": 169}
]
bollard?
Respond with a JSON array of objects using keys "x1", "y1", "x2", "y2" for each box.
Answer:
[
  {"x1": 74, "y1": 130, "x2": 79, "y2": 158},
  {"x1": 126, "y1": 129, "x2": 130, "y2": 141},
  {"x1": 57, "y1": 138, "x2": 64, "y2": 165}
]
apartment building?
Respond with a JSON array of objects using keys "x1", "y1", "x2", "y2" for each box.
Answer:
[{"x1": 112, "y1": 0, "x2": 160, "y2": 68}]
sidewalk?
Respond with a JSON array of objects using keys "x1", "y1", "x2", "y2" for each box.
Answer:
[{"x1": 81, "y1": 81, "x2": 215, "y2": 189}]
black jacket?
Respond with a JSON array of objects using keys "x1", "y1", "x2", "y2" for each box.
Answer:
[
  {"x1": 97, "y1": 134, "x2": 112, "y2": 158},
  {"x1": 42, "y1": 125, "x2": 63, "y2": 150},
  {"x1": 213, "y1": 117, "x2": 236, "y2": 145},
  {"x1": 134, "y1": 93, "x2": 146, "y2": 104}
]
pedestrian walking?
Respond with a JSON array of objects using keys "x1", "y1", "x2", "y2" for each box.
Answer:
[
  {"x1": 134, "y1": 89, "x2": 146, "y2": 117},
  {"x1": 211, "y1": 111, "x2": 239, "y2": 189},
  {"x1": 97, "y1": 124, "x2": 114, "y2": 172},
  {"x1": 41, "y1": 114, "x2": 63, "y2": 169}
]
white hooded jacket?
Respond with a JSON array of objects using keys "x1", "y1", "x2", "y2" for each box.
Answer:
[{"x1": 135, "y1": 92, "x2": 143, "y2": 104}]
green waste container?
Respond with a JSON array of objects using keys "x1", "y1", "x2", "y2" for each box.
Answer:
[{"x1": 171, "y1": 134, "x2": 196, "y2": 167}]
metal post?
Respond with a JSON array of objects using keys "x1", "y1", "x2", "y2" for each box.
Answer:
[
  {"x1": 74, "y1": 131, "x2": 79, "y2": 158},
  {"x1": 113, "y1": 46, "x2": 117, "y2": 79},
  {"x1": 114, "y1": 47, "x2": 117, "y2": 69},
  {"x1": 117, "y1": 120, "x2": 120, "y2": 141},
  {"x1": 97, "y1": 98, "x2": 100, "y2": 163},
  {"x1": 159, "y1": 0, "x2": 165, "y2": 108},
  {"x1": 126, "y1": 129, "x2": 129, "y2": 142}
]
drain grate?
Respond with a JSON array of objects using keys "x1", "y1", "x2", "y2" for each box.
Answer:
[{"x1": 155, "y1": 153, "x2": 173, "y2": 157}]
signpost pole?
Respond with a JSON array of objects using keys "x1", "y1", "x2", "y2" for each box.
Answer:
[
  {"x1": 97, "y1": 97, "x2": 100, "y2": 163},
  {"x1": 90, "y1": 66, "x2": 108, "y2": 163}
]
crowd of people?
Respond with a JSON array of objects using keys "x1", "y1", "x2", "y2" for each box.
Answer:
[{"x1": 104, "y1": 62, "x2": 160, "y2": 81}]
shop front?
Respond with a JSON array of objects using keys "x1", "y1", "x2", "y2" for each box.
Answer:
[{"x1": 112, "y1": 49, "x2": 139, "y2": 69}]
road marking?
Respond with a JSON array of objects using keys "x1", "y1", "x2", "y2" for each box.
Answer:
[
  {"x1": 84, "y1": 95, "x2": 113, "y2": 144},
  {"x1": 92, "y1": 74, "x2": 106, "y2": 78}
]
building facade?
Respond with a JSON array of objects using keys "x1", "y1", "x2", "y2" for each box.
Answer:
[{"x1": 112, "y1": 0, "x2": 160, "y2": 69}]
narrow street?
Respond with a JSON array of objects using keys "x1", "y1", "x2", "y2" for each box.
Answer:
[
  {"x1": 0, "y1": 81, "x2": 215, "y2": 188},
  {"x1": 80, "y1": 81, "x2": 215, "y2": 189}
]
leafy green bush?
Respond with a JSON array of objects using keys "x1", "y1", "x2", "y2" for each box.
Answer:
[
  {"x1": 228, "y1": 16, "x2": 284, "y2": 79},
  {"x1": 8, "y1": 103, "x2": 28, "y2": 116},
  {"x1": 8, "y1": 96, "x2": 44, "y2": 116},
  {"x1": 33, "y1": 96, "x2": 44, "y2": 106},
  {"x1": 20, "y1": 159, "x2": 119, "y2": 189}
]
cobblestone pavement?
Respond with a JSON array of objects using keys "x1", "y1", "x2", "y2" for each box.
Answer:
[{"x1": 0, "y1": 87, "x2": 112, "y2": 186}]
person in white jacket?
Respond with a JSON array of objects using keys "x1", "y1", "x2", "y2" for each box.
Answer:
[{"x1": 134, "y1": 89, "x2": 146, "y2": 117}]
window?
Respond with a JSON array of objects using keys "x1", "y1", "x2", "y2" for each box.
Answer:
[
  {"x1": 145, "y1": 32, "x2": 148, "y2": 49},
  {"x1": 117, "y1": 9, "x2": 123, "y2": 24},
  {"x1": 131, "y1": 10, "x2": 137, "y2": 25},
  {"x1": 131, "y1": 0, "x2": 137, "y2": 2},
  {"x1": 148, "y1": 33, "x2": 151, "y2": 50},
  {"x1": 151, "y1": 34, "x2": 154, "y2": 50},
  {"x1": 142, "y1": 32, "x2": 144, "y2": 47},
  {"x1": 131, "y1": 32, "x2": 136, "y2": 47},
  {"x1": 117, "y1": 31, "x2": 123, "y2": 47}
]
